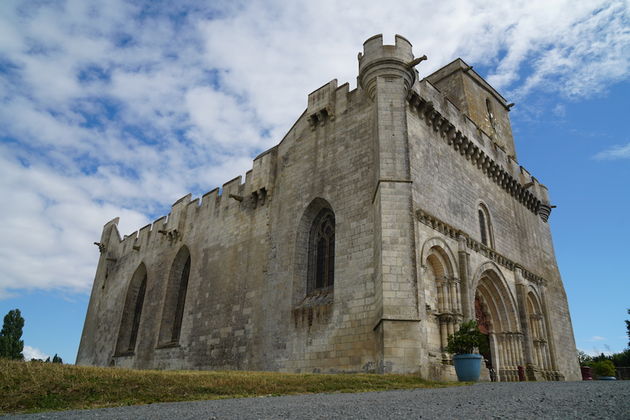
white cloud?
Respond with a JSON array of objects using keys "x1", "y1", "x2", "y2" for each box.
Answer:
[
  {"x1": 22, "y1": 345, "x2": 50, "y2": 361},
  {"x1": 0, "y1": 0, "x2": 628, "y2": 297},
  {"x1": 594, "y1": 142, "x2": 630, "y2": 160},
  {"x1": 552, "y1": 104, "x2": 567, "y2": 118},
  {"x1": 590, "y1": 336, "x2": 606, "y2": 341}
]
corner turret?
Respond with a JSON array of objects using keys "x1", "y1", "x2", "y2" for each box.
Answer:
[{"x1": 358, "y1": 34, "x2": 419, "y2": 100}]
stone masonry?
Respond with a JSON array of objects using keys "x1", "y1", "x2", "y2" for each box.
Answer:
[{"x1": 77, "y1": 34, "x2": 580, "y2": 381}]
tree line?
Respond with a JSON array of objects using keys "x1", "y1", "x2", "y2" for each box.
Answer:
[
  {"x1": 578, "y1": 309, "x2": 630, "y2": 368},
  {"x1": 0, "y1": 308, "x2": 62, "y2": 364}
]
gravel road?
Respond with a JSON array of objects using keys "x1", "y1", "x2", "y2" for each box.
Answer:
[{"x1": 4, "y1": 381, "x2": 629, "y2": 419}]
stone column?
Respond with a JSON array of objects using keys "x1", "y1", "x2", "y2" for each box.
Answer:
[
  {"x1": 514, "y1": 268, "x2": 534, "y2": 366},
  {"x1": 440, "y1": 318, "x2": 448, "y2": 350},
  {"x1": 449, "y1": 278, "x2": 458, "y2": 314},
  {"x1": 437, "y1": 277, "x2": 446, "y2": 313},
  {"x1": 457, "y1": 235, "x2": 472, "y2": 319}
]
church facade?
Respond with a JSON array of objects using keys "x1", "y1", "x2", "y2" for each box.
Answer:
[{"x1": 77, "y1": 34, "x2": 580, "y2": 382}]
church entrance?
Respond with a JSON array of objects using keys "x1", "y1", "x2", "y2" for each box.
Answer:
[{"x1": 474, "y1": 270, "x2": 524, "y2": 381}]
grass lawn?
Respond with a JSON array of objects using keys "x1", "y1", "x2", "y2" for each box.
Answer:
[{"x1": 0, "y1": 359, "x2": 462, "y2": 414}]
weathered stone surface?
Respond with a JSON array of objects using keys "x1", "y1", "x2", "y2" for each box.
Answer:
[{"x1": 77, "y1": 34, "x2": 580, "y2": 382}]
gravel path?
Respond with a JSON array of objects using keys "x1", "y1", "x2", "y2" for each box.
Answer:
[{"x1": 4, "y1": 381, "x2": 629, "y2": 419}]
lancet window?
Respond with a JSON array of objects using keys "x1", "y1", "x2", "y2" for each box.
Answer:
[
  {"x1": 478, "y1": 204, "x2": 494, "y2": 248},
  {"x1": 486, "y1": 97, "x2": 496, "y2": 129},
  {"x1": 115, "y1": 263, "x2": 147, "y2": 355},
  {"x1": 158, "y1": 246, "x2": 191, "y2": 346}
]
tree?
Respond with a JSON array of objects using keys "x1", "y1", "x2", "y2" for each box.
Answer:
[
  {"x1": 577, "y1": 349, "x2": 592, "y2": 366},
  {"x1": 52, "y1": 353, "x2": 63, "y2": 364},
  {"x1": 0, "y1": 309, "x2": 25, "y2": 360},
  {"x1": 626, "y1": 309, "x2": 629, "y2": 347}
]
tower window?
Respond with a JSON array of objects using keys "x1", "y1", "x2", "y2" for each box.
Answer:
[
  {"x1": 478, "y1": 204, "x2": 494, "y2": 248},
  {"x1": 486, "y1": 98, "x2": 496, "y2": 129}
]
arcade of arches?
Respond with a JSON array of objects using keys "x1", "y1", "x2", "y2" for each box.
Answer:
[{"x1": 424, "y1": 245, "x2": 561, "y2": 381}]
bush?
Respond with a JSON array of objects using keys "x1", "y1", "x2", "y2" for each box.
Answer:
[
  {"x1": 610, "y1": 348, "x2": 630, "y2": 367},
  {"x1": 445, "y1": 320, "x2": 484, "y2": 355},
  {"x1": 592, "y1": 360, "x2": 616, "y2": 377}
]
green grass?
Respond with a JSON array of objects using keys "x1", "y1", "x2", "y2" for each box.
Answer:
[{"x1": 0, "y1": 359, "x2": 461, "y2": 414}]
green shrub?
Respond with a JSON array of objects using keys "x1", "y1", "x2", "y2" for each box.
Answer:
[
  {"x1": 445, "y1": 320, "x2": 484, "y2": 355},
  {"x1": 592, "y1": 360, "x2": 616, "y2": 377}
]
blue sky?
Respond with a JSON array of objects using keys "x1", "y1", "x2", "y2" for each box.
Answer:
[{"x1": 0, "y1": 0, "x2": 628, "y2": 363}]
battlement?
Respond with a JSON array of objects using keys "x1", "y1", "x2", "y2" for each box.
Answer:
[
  {"x1": 100, "y1": 146, "x2": 277, "y2": 258},
  {"x1": 359, "y1": 34, "x2": 413, "y2": 65}
]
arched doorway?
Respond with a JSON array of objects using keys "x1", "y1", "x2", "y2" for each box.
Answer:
[{"x1": 474, "y1": 269, "x2": 523, "y2": 381}]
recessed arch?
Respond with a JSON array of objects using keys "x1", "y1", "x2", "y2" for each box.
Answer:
[
  {"x1": 158, "y1": 245, "x2": 191, "y2": 346},
  {"x1": 526, "y1": 288, "x2": 554, "y2": 377},
  {"x1": 423, "y1": 243, "x2": 461, "y2": 361},
  {"x1": 115, "y1": 263, "x2": 147, "y2": 356},
  {"x1": 420, "y1": 237, "x2": 458, "y2": 276}
]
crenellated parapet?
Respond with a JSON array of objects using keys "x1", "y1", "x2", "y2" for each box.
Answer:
[
  {"x1": 408, "y1": 86, "x2": 552, "y2": 221},
  {"x1": 98, "y1": 146, "x2": 278, "y2": 258},
  {"x1": 358, "y1": 34, "x2": 418, "y2": 100},
  {"x1": 306, "y1": 79, "x2": 351, "y2": 131}
]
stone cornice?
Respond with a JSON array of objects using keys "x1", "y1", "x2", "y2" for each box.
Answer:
[
  {"x1": 416, "y1": 208, "x2": 547, "y2": 286},
  {"x1": 407, "y1": 90, "x2": 551, "y2": 221}
]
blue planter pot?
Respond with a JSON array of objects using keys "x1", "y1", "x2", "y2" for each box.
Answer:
[{"x1": 453, "y1": 354, "x2": 483, "y2": 382}]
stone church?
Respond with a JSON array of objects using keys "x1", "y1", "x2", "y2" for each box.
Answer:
[{"x1": 77, "y1": 34, "x2": 580, "y2": 381}]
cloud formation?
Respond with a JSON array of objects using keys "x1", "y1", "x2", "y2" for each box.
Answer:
[
  {"x1": 0, "y1": 0, "x2": 628, "y2": 297},
  {"x1": 22, "y1": 345, "x2": 50, "y2": 361},
  {"x1": 594, "y1": 142, "x2": 630, "y2": 160}
]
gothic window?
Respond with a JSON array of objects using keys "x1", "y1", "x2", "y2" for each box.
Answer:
[
  {"x1": 115, "y1": 264, "x2": 147, "y2": 355},
  {"x1": 308, "y1": 208, "x2": 335, "y2": 292},
  {"x1": 478, "y1": 204, "x2": 494, "y2": 248},
  {"x1": 158, "y1": 246, "x2": 191, "y2": 346}
]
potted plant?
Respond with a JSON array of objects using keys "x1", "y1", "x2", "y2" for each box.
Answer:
[
  {"x1": 592, "y1": 360, "x2": 616, "y2": 380},
  {"x1": 446, "y1": 320, "x2": 484, "y2": 382}
]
